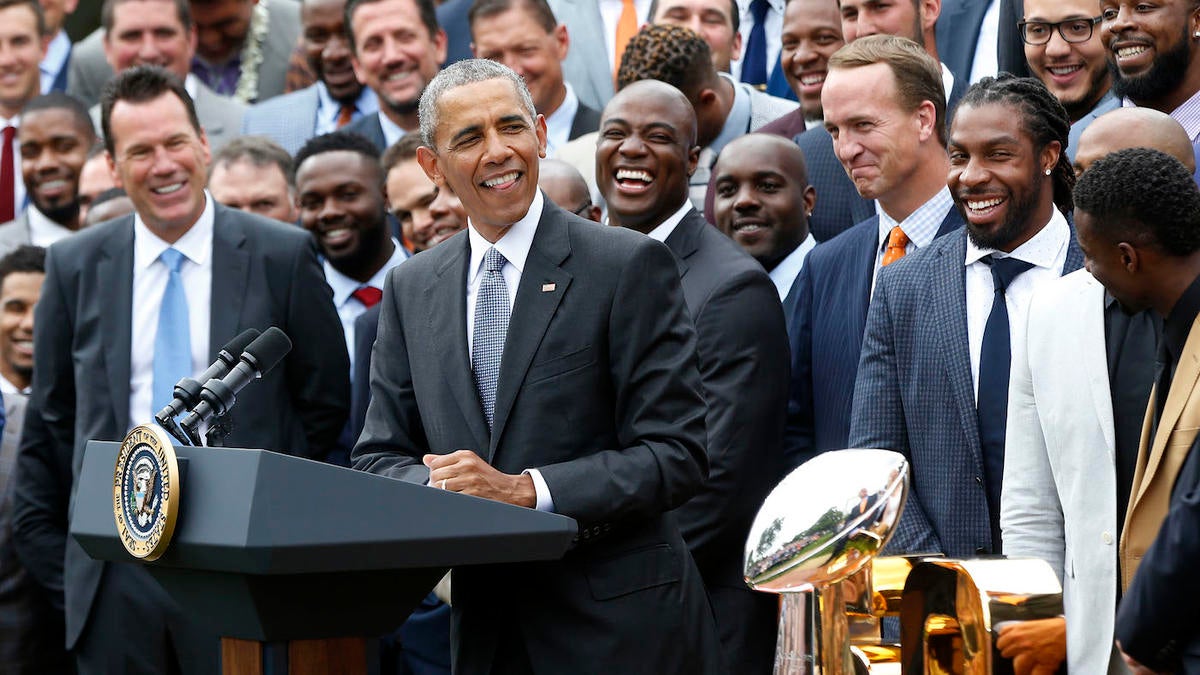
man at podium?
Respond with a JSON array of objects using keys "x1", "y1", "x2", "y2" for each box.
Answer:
[{"x1": 353, "y1": 59, "x2": 723, "y2": 674}]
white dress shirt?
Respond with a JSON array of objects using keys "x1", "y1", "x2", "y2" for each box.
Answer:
[
  {"x1": 732, "y1": 0, "x2": 784, "y2": 81},
  {"x1": 968, "y1": 0, "x2": 1001, "y2": 84},
  {"x1": 769, "y1": 232, "x2": 816, "y2": 300},
  {"x1": 323, "y1": 238, "x2": 406, "y2": 372},
  {"x1": 643, "y1": 200, "x2": 694, "y2": 243},
  {"x1": 464, "y1": 190, "x2": 553, "y2": 510},
  {"x1": 379, "y1": 113, "x2": 408, "y2": 149},
  {"x1": 599, "y1": 0, "x2": 652, "y2": 71},
  {"x1": 128, "y1": 194, "x2": 215, "y2": 429},
  {"x1": 27, "y1": 204, "x2": 74, "y2": 247},
  {"x1": 544, "y1": 83, "x2": 580, "y2": 157},
  {"x1": 964, "y1": 207, "x2": 1070, "y2": 397},
  {"x1": 314, "y1": 83, "x2": 379, "y2": 136}
]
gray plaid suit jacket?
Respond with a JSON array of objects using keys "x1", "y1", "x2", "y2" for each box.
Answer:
[
  {"x1": 240, "y1": 84, "x2": 321, "y2": 156},
  {"x1": 847, "y1": 225, "x2": 1083, "y2": 556}
]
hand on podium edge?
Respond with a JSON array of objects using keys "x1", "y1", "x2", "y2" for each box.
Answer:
[
  {"x1": 424, "y1": 450, "x2": 537, "y2": 508},
  {"x1": 995, "y1": 616, "x2": 1066, "y2": 675}
]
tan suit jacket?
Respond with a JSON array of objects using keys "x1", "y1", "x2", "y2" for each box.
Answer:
[{"x1": 1121, "y1": 313, "x2": 1200, "y2": 589}]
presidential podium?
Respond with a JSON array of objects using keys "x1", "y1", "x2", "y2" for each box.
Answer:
[{"x1": 71, "y1": 439, "x2": 578, "y2": 675}]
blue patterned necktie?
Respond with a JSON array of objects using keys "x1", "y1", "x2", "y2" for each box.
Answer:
[
  {"x1": 741, "y1": 0, "x2": 770, "y2": 86},
  {"x1": 977, "y1": 254, "x2": 1033, "y2": 551},
  {"x1": 152, "y1": 248, "x2": 191, "y2": 419},
  {"x1": 472, "y1": 247, "x2": 510, "y2": 429}
]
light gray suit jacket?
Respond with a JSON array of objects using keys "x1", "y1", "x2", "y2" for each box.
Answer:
[
  {"x1": 1002, "y1": 269, "x2": 1130, "y2": 675},
  {"x1": 548, "y1": 0, "x2": 615, "y2": 113},
  {"x1": 240, "y1": 84, "x2": 321, "y2": 156},
  {"x1": 1066, "y1": 92, "x2": 1120, "y2": 162},
  {"x1": 67, "y1": 0, "x2": 301, "y2": 107},
  {"x1": 0, "y1": 215, "x2": 31, "y2": 261},
  {"x1": 89, "y1": 78, "x2": 246, "y2": 152}
]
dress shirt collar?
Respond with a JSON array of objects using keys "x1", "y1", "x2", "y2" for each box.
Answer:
[
  {"x1": 644, "y1": 200, "x2": 694, "y2": 242},
  {"x1": 39, "y1": 31, "x2": 70, "y2": 91},
  {"x1": 323, "y1": 237, "x2": 406, "y2": 306},
  {"x1": 876, "y1": 186, "x2": 954, "y2": 253},
  {"x1": 315, "y1": 82, "x2": 379, "y2": 130},
  {"x1": 378, "y1": 112, "x2": 408, "y2": 149},
  {"x1": 964, "y1": 205, "x2": 1069, "y2": 270},
  {"x1": 1123, "y1": 87, "x2": 1200, "y2": 142},
  {"x1": 468, "y1": 190, "x2": 544, "y2": 282},
  {"x1": 26, "y1": 203, "x2": 74, "y2": 245},
  {"x1": 941, "y1": 63, "x2": 955, "y2": 104},
  {"x1": 544, "y1": 82, "x2": 579, "y2": 156},
  {"x1": 709, "y1": 73, "x2": 753, "y2": 157},
  {"x1": 0, "y1": 113, "x2": 18, "y2": 128},
  {"x1": 133, "y1": 192, "x2": 215, "y2": 270},
  {"x1": 769, "y1": 232, "x2": 816, "y2": 299},
  {"x1": 0, "y1": 374, "x2": 20, "y2": 395}
]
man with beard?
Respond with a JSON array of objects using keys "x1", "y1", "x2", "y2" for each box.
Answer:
[
  {"x1": 0, "y1": 93, "x2": 95, "y2": 258},
  {"x1": 782, "y1": 36, "x2": 962, "y2": 470},
  {"x1": 1100, "y1": 0, "x2": 1200, "y2": 177},
  {"x1": 343, "y1": 0, "x2": 446, "y2": 151},
  {"x1": 848, "y1": 74, "x2": 1083, "y2": 558},
  {"x1": 598, "y1": 78, "x2": 788, "y2": 673},
  {"x1": 242, "y1": 0, "x2": 379, "y2": 155},
  {"x1": 1022, "y1": 0, "x2": 1118, "y2": 160}
]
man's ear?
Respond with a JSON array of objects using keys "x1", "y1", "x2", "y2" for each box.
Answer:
[{"x1": 416, "y1": 145, "x2": 446, "y2": 188}]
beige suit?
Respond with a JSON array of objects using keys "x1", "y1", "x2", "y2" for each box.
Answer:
[{"x1": 1121, "y1": 313, "x2": 1200, "y2": 589}]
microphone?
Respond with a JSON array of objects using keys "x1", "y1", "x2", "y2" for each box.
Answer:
[
  {"x1": 179, "y1": 327, "x2": 293, "y2": 441},
  {"x1": 155, "y1": 328, "x2": 260, "y2": 427}
]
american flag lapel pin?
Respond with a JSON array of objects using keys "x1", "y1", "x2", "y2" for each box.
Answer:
[{"x1": 542, "y1": 283, "x2": 556, "y2": 292}]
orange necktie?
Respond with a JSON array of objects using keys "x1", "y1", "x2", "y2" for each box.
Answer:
[
  {"x1": 614, "y1": 0, "x2": 638, "y2": 81},
  {"x1": 337, "y1": 104, "x2": 355, "y2": 128},
  {"x1": 882, "y1": 226, "x2": 909, "y2": 266}
]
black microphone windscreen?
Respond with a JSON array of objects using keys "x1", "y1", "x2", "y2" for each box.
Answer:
[
  {"x1": 222, "y1": 328, "x2": 261, "y2": 358},
  {"x1": 243, "y1": 327, "x2": 292, "y2": 375}
]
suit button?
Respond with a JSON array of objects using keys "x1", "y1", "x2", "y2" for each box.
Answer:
[
  {"x1": 975, "y1": 476, "x2": 984, "y2": 487},
  {"x1": 976, "y1": 547, "x2": 988, "y2": 555},
  {"x1": 1102, "y1": 531, "x2": 1113, "y2": 545}
]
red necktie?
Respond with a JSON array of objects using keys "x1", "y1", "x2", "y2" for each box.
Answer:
[
  {"x1": 352, "y1": 286, "x2": 382, "y2": 308},
  {"x1": 0, "y1": 126, "x2": 15, "y2": 223},
  {"x1": 337, "y1": 104, "x2": 355, "y2": 128}
]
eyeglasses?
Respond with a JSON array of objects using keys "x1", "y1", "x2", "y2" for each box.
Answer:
[
  {"x1": 1018, "y1": 16, "x2": 1103, "y2": 45},
  {"x1": 570, "y1": 201, "x2": 593, "y2": 217}
]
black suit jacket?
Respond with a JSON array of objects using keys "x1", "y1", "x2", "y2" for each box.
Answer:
[
  {"x1": 938, "y1": 0, "x2": 1030, "y2": 81},
  {"x1": 353, "y1": 198, "x2": 721, "y2": 674},
  {"x1": 568, "y1": 103, "x2": 600, "y2": 140},
  {"x1": 12, "y1": 205, "x2": 350, "y2": 648},
  {"x1": 350, "y1": 303, "x2": 381, "y2": 441},
  {"x1": 345, "y1": 112, "x2": 389, "y2": 152}
]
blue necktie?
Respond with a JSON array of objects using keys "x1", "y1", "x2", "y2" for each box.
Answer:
[
  {"x1": 152, "y1": 248, "x2": 191, "y2": 419},
  {"x1": 766, "y1": 52, "x2": 797, "y2": 101},
  {"x1": 976, "y1": 254, "x2": 1032, "y2": 551},
  {"x1": 741, "y1": 0, "x2": 770, "y2": 86},
  {"x1": 472, "y1": 247, "x2": 510, "y2": 430}
]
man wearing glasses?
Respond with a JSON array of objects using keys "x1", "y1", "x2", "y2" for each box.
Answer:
[{"x1": 1019, "y1": 0, "x2": 1117, "y2": 161}]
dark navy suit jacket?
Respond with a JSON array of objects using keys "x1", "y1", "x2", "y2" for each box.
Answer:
[{"x1": 782, "y1": 207, "x2": 964, "y2": 470}]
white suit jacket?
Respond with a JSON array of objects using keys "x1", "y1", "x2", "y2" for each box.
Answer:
[{"x1": 1002, "y1": 268, "x2": 1130, "y2": 675}]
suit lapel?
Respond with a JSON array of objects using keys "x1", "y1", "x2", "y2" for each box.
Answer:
[
  {"x1": 428, "y1": 236, "x2": 491, "y2": 453},
  {"x1": 1140, "y1": 313, "x2": 1200, "y2": 498},
  {"x1": 99, "y1": 220, "x2": 135, "y2": 433},
  {"x1": 1078, "y1": 276, "x2": 1117, "y2": 458},
  {"x1": 489, "y1": 204, "x2": 573, "y2": 460},
  {"x1": 930, "y1": 232, "x2": 983, "y2": 459},
  {"x1": 850, "y1": 217, "x2": 878, "y2": 331},
  {"x1": 209, "y1": 206, "x2": 249, "y2": 358},
  {"x1": 663, "y1": 210, "x2": 703, "y2": 281}
]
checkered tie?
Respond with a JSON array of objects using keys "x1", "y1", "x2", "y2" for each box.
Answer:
[{"x1": 472, "y1": 247, "x2": 510, "y2": 429}]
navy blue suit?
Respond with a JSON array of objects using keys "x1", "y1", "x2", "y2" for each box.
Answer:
[
  {"x1": 782, "y1": 207, "x2": 964, "y2": 470},
  {"x1": 938, "y1": 0, "x2": 1030, "y2": 82},
  {"x1": 848, "y1": 225, "x2": 1082, "y2": 556},
  {"x1": 437, "y1": 0, "x2": 473, "y2": 67}
]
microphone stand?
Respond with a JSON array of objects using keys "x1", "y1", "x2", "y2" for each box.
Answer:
[{"x1": 154, "y1": 411, "x2": 193, "y2": 447}]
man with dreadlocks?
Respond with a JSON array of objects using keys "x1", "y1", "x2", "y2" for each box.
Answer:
[{"x1": 848, "y1": 73, "x2": 1083, "y2": 560}]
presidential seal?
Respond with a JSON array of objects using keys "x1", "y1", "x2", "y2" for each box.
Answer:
[{"x1": 112, "y1": 424, "x2": 180, "y2": 560}]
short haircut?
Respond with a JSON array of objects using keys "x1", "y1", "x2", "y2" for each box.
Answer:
[
  {"x1": 647, "y1": 0, "x2": 739, "y2": 34},
  {"x1": 616, "y1": 23, "x2": 714, "y2": 97},
  {"x1": 468, "y1": 0, "x2": 557, "y2": 33},
  {"x1": 1074, "y1": 147, "x2": 1200, "y2": 257},
  {"x1": 211, "y1": 135, "x2": 297, "y2": 188},
  {"x1": 827, "y1": 35, "x2": 946, "y2": 145},
  {"x1": 0, "y1": 245, "x2": 46, "y2": 288},
  {"x1": 99, "y1": 65, "x2": 202, "y2": 156},
  {"x1": 345, "y1": 0, "x2": 439, "y2": 52},
  {"x1": 102, "y1": 0, "x2": 191, "y2": 32},
  {"x1": 21, "y1": 92, "x2": 97, "y2": 139},
  {"x1": 418, "y1": 59, "x2": 536, "y2": 147},
  {"x1": 955, "y1": 73, "x2": 1074, "y2": 213},
  {"x1": 0, "y1": 0, "x2": 46, "y2": 37},
  {"x1": 91, "y1": 187, "x2": 129, "y2": 209},
  {"x1": 293, "y1": 130, "x2": 384, "y2": 183},
  {"x1": 381, "y1": 133, "x2": 424, "y2": 174}
]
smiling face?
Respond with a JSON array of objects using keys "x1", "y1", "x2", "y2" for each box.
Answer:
[
  {"x1": 0, "y1": 3, "x2": 46, "y2": 119},
  {"x1": 596, "y1": 82, "x2": 699, "y2": 233},
  {"x1": 712, "y1": 134, "x2": 814, "y2": 268},
  {"x1": 19, "y1": 107, "x2": 94, "y2": 228},
  {"x1": 350, "y1": 0, "x2": 447, "y2": 120},
  {"x1": 296, "y1": 149, "x2": 391, "y2": 279},
  {"x1": 302, "y1": 0, "x2": 361, "y2": 102},
  {"x1": 386, "y1": 157, "x2": 466, "y2": 251},
  {"x1": 839, "y1": 0, "x2": 931, "y2": 45},
  {"x1": 1100, "y1": 0, "x2": 1200, "y2": 108},
  {"x1": 416, "y1": 77, "x2": 546, "y2": 240},
  {"x1": 471, "y1": 5, "x2": 569, "y2": 116},
  {"x1": 209, "y1": 158, "x2": 297, "y2": 222},
  {"x1": 1023, "y1": 0, "x2": 1111, "y2": 122},
  {"x1": 103, "y1": 0, "x2": 196, "y2": 79},
  {"x1": 107, "y1": 92, "x2": 211, "y2": 242},
  {"x1": 0, "y1": 270, "x2": 40, "y2": 391},
  {"x1": 780, "y1": 0, "x2": 844, "y2": 119},
  {"x1": 947, "y1": 102, "x2": 1059, "y2": 252},
  {"x1": 651, "y1": 0, "x2": 741, "y2": 72}
]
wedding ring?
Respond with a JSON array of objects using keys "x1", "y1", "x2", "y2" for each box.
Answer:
[{"x1": 441, "y1": 479, "x2": 447, "y2": 490}]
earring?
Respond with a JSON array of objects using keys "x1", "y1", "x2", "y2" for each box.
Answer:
[{"x1": 1044, "y1": 168, "x2": 1052, "y2": 175}]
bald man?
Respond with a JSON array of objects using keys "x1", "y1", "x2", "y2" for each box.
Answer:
[
  {"x1": 538, "y1": 159, "x2": 600, "y2": 222},
  {"x1": 1074, "y1": 107, "x2": 1197, "y2": 177},
  {"x1": 999, "y1": 103, "x2": 1196, "y2": 675}
]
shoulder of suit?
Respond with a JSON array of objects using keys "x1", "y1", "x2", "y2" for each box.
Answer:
[
  {"x1": 245, "y1": 86, "x2": 317, "y2": 116},
  {"x1": 221, "y1": 207, "x2": 309, "y2": 245}
]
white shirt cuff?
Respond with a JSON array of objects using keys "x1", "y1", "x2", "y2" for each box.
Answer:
[{"x1": 524, "y1": 468, "x2": 555, "y2": 512}]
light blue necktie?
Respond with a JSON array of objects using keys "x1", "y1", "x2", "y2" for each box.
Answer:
[
  {"x1": 472, "y1": 247, "x2": 510, "y2": 430},
  {"x1": 152, "y1": 248, "x2": 191, "y2": 419}
]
